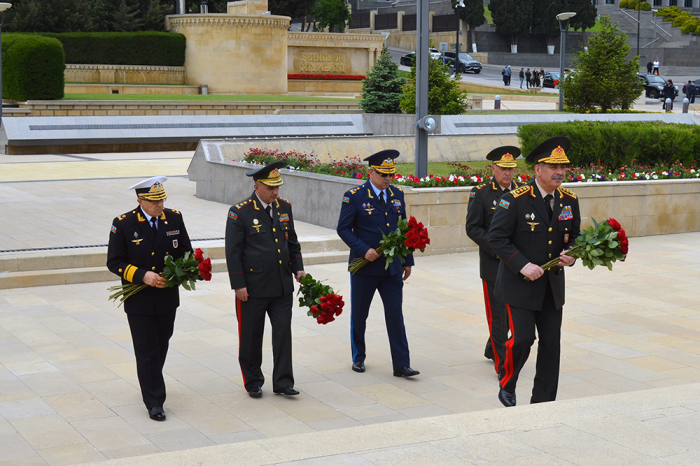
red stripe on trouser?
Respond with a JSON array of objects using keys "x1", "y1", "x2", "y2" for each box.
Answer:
[
  {"x1": 500, "y1": 303, "x2": 515, "y2": 389},
  {"x1": 236, "y1": 298, "x2": 246, "y2": 385},
  {"x1": 482, "y1": 280, "x2": 499, "y2": 374}
]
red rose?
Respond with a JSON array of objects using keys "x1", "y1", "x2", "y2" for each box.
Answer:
[
  {"x1": 620, "y1": 237, "x2": 629, "y2": 255},
  {"x1": 198, "y1": 258, "x2": 212, "y2": 277},
  {"x1": 616, "y1": 229, "x2": 627, "y2": 241},
  {"x1": 407, "y1": 216, "x2": 418, "y2": 229},
  {"x1": 200, "y1": 270, "x2": 212, "y2": 281},
  {"x1": 607, "y1": 218, "x2": 621, "y2": 231},
  {"x1": 194, "y1": 248, "x2": 204, "y2": 262}
]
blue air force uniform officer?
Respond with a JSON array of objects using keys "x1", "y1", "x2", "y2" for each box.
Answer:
[{"x1": 336, "y1": 150, "x2": 419, "y2": 378}]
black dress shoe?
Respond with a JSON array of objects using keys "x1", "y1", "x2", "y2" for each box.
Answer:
[
  {"x1": 248, "y1": 387, "x2": 263, "y2": 398},
  {"x1": 498, "y1": 388, "x2": 516, "y2": 407},
  {"x1": 148, "y1": 407, "x2": 166, "y2": 421},
  {"x1": 393, "y1": 367, "x2": 420, "y2": 377},
  {"x1": 352, "y1": 361, "x2": 365, "y2": 373},
  {"x1": 273, "y1": 387, "x2": 300, "y2": 396}
]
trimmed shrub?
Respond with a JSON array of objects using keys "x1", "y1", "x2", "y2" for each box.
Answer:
[
  {"x1": 618, "y1": 0, "x2": 629, "y2": 8},
  {"x1": 39, "y1": 32, "x2": 186, "y2": 66},
  {"x1": 680, "y1": 17, "x2": 700, "y2": 34},
  {"x1": 626, "y1": 0, "x2": 638, "y2": 9},
  {"x1": 672, "y1": 14, "x2": 692, "y2": 28},
  {"x1": 638, "y1": 1, "x2": 652, "y2": 11},
  {"x1": 518, "y1": 121, "x2": 700, "y2": 169},
  {"x1": 2, "y1": 34, "x2": 65, "y2": 101}
]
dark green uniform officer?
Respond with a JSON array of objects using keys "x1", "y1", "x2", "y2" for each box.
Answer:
[
  {"x1": 488, "y1": 137, "x2": 581, "y2": 407},
  {"x1": 466, "y1": 146, "x2": 525, "y2": 375},
  {"x1": 107, "y1": 176, "x2": 193, "y2": 421},
  {"x1": 225, "y1": 161, "x2": 305, "y2": 398}
]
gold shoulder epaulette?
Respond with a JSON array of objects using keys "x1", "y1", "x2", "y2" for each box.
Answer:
[
  {"x1": 349, "y1": 186, "x2": 362, "y2": 195},
  {"x1": 511, "y1": 185, "x2": 532, "y2": 199},
  {"x1": 117, "y1": 213, "x2": 133, "y2": 222},
  {"x1": 394, "y1": 186, "x2": 403, "y2": 192},
  {"x1": 475, "y1": 182, "x2": 489, "y2": 191},
  {"x1": 558, "y1": 187, "x2": 577, "y2": 199},
  {"x1": 166, "y1": 208, "x2": 181, "y2": 215},
  {"x1": 234, "y1": 199, "x2": 252, "y2": 210},
  {"x1": 278, "y1": 197, "x2": 291, "y2": 205}
]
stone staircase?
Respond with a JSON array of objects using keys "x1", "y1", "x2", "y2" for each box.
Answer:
[
  {"x1": 607, "y1": 8, "x2": 690, "y2": 50},
  {"x1": 0, "y1": 237, "x2": 349, "y2": 290}
]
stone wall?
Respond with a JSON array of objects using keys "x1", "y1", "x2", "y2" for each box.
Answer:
[
  {"x1": 5, "y1": 100, "x2": 361, "y2": 118},
  {"x1": 65, "y1": 65, "x2": 186, "y2": 85},
  {"x1": 287, "y1": 79, "x2": 363, "y2": 95},
  {"x1": 65, "y1": 84, "x2": 202, "y2": 95},
  {"x1": 167, "y1": 14, "x2": 290, "y2": 94},
  {"x1": 287, "y1": 32, "x2": 386, "y2": 76}
]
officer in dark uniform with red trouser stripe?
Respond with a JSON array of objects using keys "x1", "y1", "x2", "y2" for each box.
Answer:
[
  {"x1": 488, "y1": 137, "x2": 580, "y2": 407},
  {"x1": 466, "y1": 146, "x2": 525, "y2": 375},
  {"x1": 107, "y1": 176, "x2": 193, "y2": 422},
  {"x1": 225, "y1": 161, "x2": 305, "y2": 398}
]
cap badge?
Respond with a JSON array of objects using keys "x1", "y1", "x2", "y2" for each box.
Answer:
[{"x1": 502, "y1": 153, "x2": 514, "y2": 161}]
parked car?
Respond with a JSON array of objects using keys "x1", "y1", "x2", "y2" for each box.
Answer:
[
  {"x1": 542, "y1": 71, "x2": 560, "y2": 88},
  {"x1": 442, "y1": 51, "x2": 482, "y2": 74},
  {"x1": 399, "y1": 49, "x2": 442, "y2": 66},
  {"x1": 638, "y1": 73, "x2": 678, "y2": 100}
]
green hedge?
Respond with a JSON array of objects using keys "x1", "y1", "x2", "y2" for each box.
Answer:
[
  {"x1": 39, "y1": 32, "x2": 186, "y2": 66},
  {"x1": 2, "y1": 34, "x2": 65, "y2": 101},
  {"x1": 518, "y1": 122, "x2": 700, "y2": 168}
]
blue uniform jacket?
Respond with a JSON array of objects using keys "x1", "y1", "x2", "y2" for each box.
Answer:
[{"x1": 337, "y1": 180, "x2": 415, "y2": 276}]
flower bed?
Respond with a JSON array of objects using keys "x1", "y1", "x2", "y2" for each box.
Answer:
[
  {"x1": 238, "y1": 148, "x2": 700, "y2": 188},
  {"x1": 287, "y1": 74, "x2": 366, "y2": 80}
]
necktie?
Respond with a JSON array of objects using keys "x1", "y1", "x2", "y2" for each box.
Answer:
[
  {"x1": 150, "y1": 217, "x2": 157, "y2": 233},
  {"x1": 265, "y1": 206, "x2": 271, "y2": 218},
  {"x1": 544, "y1": 194, "x2": 553, "y2": 221},
  {"x1": 504, "y1": 188, "x2": 510, "y2": 194},
  {"x1": 379, "y1": 191, "x2": 386, "y2": 208}
]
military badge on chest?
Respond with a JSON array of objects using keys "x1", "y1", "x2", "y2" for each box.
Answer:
[
  {"x1": 525, "y1": 213, "x2": 539, "y2": 232},
  {"x1": 173, "y1": 239, "x2": 178, "y2": 248},
  {"x1": 362, "y1": 202, "x2": 375, "y2": 215},
  {"x1": 558, "y1": 206, "x2": 573, "y2": 221}
]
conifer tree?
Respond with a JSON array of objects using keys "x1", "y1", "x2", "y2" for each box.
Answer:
[
  {"x1": 569, "y1": 0, "x2": 597, "y2": 33},
  {"x1": 113, "y1": 0, "x2": 143, "y2": 32},
  {"x1": 143, "y1": 0, "x2": 171, "y2": 31},
  {"x1": 360, "y1": 48, "x2": 406, "y2": 114},
  {"x1": 489, "y1": 0, "x2": 534, "y2": 52}
]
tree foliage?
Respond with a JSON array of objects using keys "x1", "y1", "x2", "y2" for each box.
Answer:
[
  {"x1": 313, "y1": 0, "x2": 352, "y2": 33},
  {"x1": 360, "y1": 48, "x2": 406, "y2": 114},
  {"x1": 489, "y1": 0, "x2": 534, "y2": 46},
  {"x1": 4, "y1": 0, "x2": 175, "y2": 32},
  {"x1": 453, "y1": 0, "x2": 485, "y2": 48},
  {"x1": 269, "y1": 0, "x2": 317, "y2": 20},
  {"x1": 560, "y1": 16, "x2": 643, "y2": 111},
  {"x1": 399, "y1": 50, "x2": 469, "y2": 115},
  {"x1": 569, "y1": 0, "x2": 597, "y2": 32},
  {"x1": 531, "y1": 0, "x2": 566, "y2": 42}
]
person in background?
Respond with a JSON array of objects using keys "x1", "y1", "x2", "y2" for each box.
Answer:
[
  {"x1": 525, "y1": 68, "x2": 532, "y2": 90},
  {"x1": 519, "y1": 68, "x2": 525, "y2": 88}
]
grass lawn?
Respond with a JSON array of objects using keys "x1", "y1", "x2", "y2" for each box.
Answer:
[
  {"x1": 61, "y1": 93, "x2": 355, "y2": 102},
  {"x1": 395, "y1": 160, "x2": 528, "y2": 177}
]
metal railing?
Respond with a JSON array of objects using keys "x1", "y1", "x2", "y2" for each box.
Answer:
[
  {"x1": 618, "y1": 8, "x2": 673, "y2": 37},
  {"x1": 642, "y1": 37, "x2": 662, "y2": 48}
]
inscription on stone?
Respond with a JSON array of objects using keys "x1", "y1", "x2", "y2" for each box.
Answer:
[{"x1": 300, "y1": 53, "x2": 346, "y2": 73}]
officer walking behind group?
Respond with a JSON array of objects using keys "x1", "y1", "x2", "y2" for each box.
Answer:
[
  {"x1": 488, "y1": 137, "x2": 580, "y2": 407},
  {"x1": 107, "y1": 176, "x2": 193, "y2": 421},
  {"x1": 225, "y1": 161, "x2": 305, "y2": 398},
  {"x1": 337, "y1": 150, "x2": 419, "y2": 378},
  {"x1": 466, "y1": 146, "x2": 524, "y2": 374}
]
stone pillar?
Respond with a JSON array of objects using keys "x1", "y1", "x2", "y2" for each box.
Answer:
[
  {"x1": 397, "y1": 11, "x2": 405, "y2": 32},
  {"x1": 368, "y1": 48, "x2": 375, "y2": 68},
  {"x1": 370, "y1": 9, "x2": 378, "y2": 32},
  {"x1": 429, "y1": 11, "x2": 435, "y2": 34}
]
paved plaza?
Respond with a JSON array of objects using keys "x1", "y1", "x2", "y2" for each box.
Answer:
[{"x1": 1, "y1": 151, "x2": 699, "y2": 464}]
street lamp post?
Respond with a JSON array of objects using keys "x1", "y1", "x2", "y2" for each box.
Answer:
[
  {"x1": 454, "y1": 0, "x2": 464, "y2": 75},
  {"x1": 652, "y1": 9, "x2": 657, "y2": 41},
  {"x1": 636, "y1": 3, "x2": 641, "y2": 60},
  {"x1": 556, "y1": 12, "x2": 576, "y2": 112},
  {"x1": 415, "y1": 0, "x2": 430, "y2": 178},
  {"x1": 0, "y1": 3, "x2": 12, "y2": 129}
]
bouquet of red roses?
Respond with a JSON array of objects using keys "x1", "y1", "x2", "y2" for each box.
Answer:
[
  {"x1": 539, "y1": 217, "x2": 628, "y2": 273},
  {"x1": 297, "y1": 273, "x2": 344, "y2": 325},
  {"x1": 108, "y1": 247, "x2": 212, "y2": 306},
  {"x1": 349, "y1": 216, "x2": 430, "y2": 274}
]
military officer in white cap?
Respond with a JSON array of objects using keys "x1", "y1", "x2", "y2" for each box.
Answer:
[{"x1": 107, "y1": 176, "x2": 193, "y2": 421}]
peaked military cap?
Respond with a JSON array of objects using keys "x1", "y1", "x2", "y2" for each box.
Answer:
[
  {"x1": 364, "y1": 149, "x2": 399, "y2": 174},
  {"x1": 487, "y1": 146, "x2": 521, "y2": 168},
  {"x1": 525, "y1": 136, "x2": 571, "y2": 164},
  {"x1": 246, "y1": 161, "x2": 285, "y2": 186},
  {"x1": 128, "y1": 176, "x2": 168, "y2": 201}
]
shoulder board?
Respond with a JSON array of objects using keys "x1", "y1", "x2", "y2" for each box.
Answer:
[
  {"x1": 234, "y1": 199, "x2": 252, "y2": 210},
  {"x1": 117, "y1": 212, "x2": 136, "y2": 222},
  {"x1": 558, "y1": 187, "x2": 577, "y2": 199},
  {"x1": 511, "y1": 185, "x2": 532, "y2": 199},
  {"x1": 474, "y1": 182, "x2": 489, "y2": 191},
  {"x1": 394, "y1": 186, "x2": 403, "y2": 192},
  {"x1": 278, "y1": 197, "x2": 291, "y2": 205},
  {"x1": 165, "y1": 208, "x2": 181, "y2": 215},
  {"x1": 349, "y1": 186, "x2": 362, "y2": 195}
]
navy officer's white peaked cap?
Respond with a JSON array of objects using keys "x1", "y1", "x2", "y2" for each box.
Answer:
[{"x1": 128, "y1": 176, "x2": 168, "y2": 201}]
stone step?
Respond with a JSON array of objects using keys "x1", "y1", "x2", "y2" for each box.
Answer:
[
  {"x1": 0, "y1": 237, "x2": 348, "y2": 274},
  {"x1": 0, "y1": 251, "x2": 349, "y2": 290}
]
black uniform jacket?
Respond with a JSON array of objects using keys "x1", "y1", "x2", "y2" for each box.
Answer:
[
  {"x1": 337, "y1": 181, "x2": 414, "y2": 277},
  {"x1": 107, "y1": 207, "x2": 193, "y2": 316},
  {"x1": 225, "y1": 192, "x2": 303, "y2": 298},
  {"x1": 466, "y1": 179, "x2": 525, "y2": 281},
  {"x1": 488, "y1": 181, "x2": 581, "y2": 311}
]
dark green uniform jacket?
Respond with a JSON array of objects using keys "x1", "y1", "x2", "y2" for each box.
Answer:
[
  {"x1": 225, "y1": 192, "x2": 304, "y2": 297},
  {"x1": 466, "y1": 179, "x2": 525, "y2": 281},
  {"x1": 488, "y1": 181, "x2": 581, "y2": 311},
  {"x1": 107, "y1": 207, "x2": 193, "y2": 315}
]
